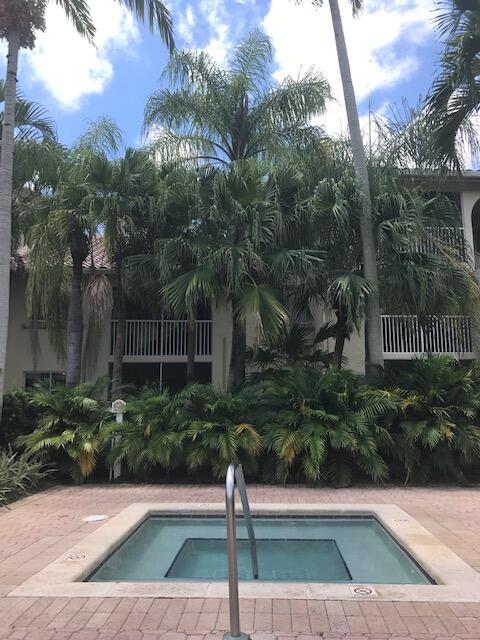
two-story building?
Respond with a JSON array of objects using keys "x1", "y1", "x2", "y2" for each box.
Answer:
[{"x1": 5, "y1": 171, "x2": 480, "y2": 393}]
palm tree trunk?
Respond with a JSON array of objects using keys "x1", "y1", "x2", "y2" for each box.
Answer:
[
  {"x1": 228, "y1": 314, "x2": 246, "y2": 390},
  {"x1": 65, "y1": 251, "x2": 85, "y2": 387},
  {"x1": 0, "y1": 31, "x2": 20, "y2": 417},
  {"x1": 332, "y1": 309, "x2": 347, "y2": 369},
  {"x1": 186, "y1": 314, "x2": 196, "y2": 384},
  {"x1": 112, "y1": 267, "x2": 125, "y2": 396},
  {"x1": 328, "y1": 0, "x2": 384, "y2": 371}
]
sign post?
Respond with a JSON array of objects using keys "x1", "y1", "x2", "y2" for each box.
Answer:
[{"x1": 110, "y1": 399, "x2": 126, "y2": 481}]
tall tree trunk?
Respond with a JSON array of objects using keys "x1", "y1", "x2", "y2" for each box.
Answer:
[
  {"x1": 186, "y1": 313, "x2": 196, "y2": 384},
  {"x1": 65, "y1": 250, "x2": 86, "y2": 387},
  {"x1": 0, "y1": 31, "x2": 20, "y2": 418},
  {"x1": 328, "y1": 0, "x2": 384, "y2": 371},
  {"x1": 228, "y1": 314, "x2": 246, "y2": 390},
  {"x1": 112, "y1": 266, "x2": 125, "y2": 396}
]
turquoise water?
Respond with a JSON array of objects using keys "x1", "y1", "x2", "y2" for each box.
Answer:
[{"x1": 88, "y1": 516, "x2": 432, "y2": 584}]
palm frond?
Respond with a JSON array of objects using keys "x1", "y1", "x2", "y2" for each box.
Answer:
[
  {"x1": 118, "y1": 0, "x2": 175, "y2": 50},
  {"x1": 55, "y1": 0, "x2": 95, "y2": 40}
]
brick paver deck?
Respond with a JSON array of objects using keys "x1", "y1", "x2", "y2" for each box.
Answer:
[{"x1": 1, "y1": 483, "x2": 480, "y2": 639}]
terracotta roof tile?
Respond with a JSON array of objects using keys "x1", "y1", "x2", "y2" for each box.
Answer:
[
  {"x1": 82, "y1": 235, "x2": 111, "y2": 270},
  {"x1": 14, "y1": 235, "x2": 111, "y2": 271}
]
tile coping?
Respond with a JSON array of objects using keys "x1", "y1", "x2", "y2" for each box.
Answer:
[{"x1": 9, "y1": 502, "x2": 480, "y2": 601}]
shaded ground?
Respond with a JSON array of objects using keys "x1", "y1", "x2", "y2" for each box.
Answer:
[{"x1": 1, "y1": 483, "x2": 480, "y2": 639}]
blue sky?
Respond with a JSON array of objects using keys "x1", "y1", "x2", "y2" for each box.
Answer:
[{"x1": 12, "y1": 0, "x2": 441, "y2": 149}]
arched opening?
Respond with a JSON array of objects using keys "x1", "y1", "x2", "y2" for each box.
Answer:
[{"x1": 472, "y1": 199, "x2": 480, "y2": 267}]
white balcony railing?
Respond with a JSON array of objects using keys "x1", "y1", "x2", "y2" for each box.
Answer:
[
  {"x1": 414, "y1": 226, "x2": 466, "y2": 260},
  {"x1": 111, "y1": 320, "x2": 212, "y2": 357},
  {"x1": 381, "y1": 315, "x2": 473, "y2": 359}
]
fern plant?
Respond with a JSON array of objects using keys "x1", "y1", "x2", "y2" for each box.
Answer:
[
  {"x1": 18, "y1": 377, "x2": 111, "y2": 482},
  {"x1": 178, "y1": 384, "x2": 262, "y2": 479},
  {"x1": 105, "y1": 387, "x2": 186, "y2": 479},
  {"x1": 388, "y1": 356, "x2": 480, "y2": 483},
  {"x1": 260, "y1": 366, "x2": 395, "y2": 486}
]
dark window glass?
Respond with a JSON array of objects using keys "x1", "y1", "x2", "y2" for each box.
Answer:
[{"x1": 25, "y1": 371, "x2": 66, "y2": 390}]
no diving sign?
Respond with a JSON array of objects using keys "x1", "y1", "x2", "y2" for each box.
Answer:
[{"x1": 350, "y1": 585, "x2": 378, "y2": 598}]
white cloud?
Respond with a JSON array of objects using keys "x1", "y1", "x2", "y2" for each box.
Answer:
[
  {"x1": 199, "y1": 0, "x2": 231, "y2": 65},
  {"x1": 263, "y1": 0, "x2": 434, "y2": 136},
  {"x1": 178, "y1": 4, "x2": 197, "y2": 43},
  {"x1": 24, "y1": 0, "x2": 140, "y2": 110}
]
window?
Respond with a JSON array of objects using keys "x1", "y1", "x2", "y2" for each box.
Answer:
[
  {"x1": 22, "y1": 314, "x2": 48, "y2": 330},
  {"x1": 109, "y1": 362, "x2": 212, "y2": 392},
  {"x1": 24, "y1": 371, "x2": 66, "y2": 390}
]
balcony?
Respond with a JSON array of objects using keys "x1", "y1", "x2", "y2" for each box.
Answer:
[
  {"x1": 381, "y1": 315, "x2": 474, "y2": 359},
  {"x1": 414, "y1": 226, "x2": 466, "y2": 260},
  {"x1": 415, "y1": 227, "x2": 466, "y2": 260},
  {"x1": 111, "y1": 320, "x2": 212, "y2": 358}
]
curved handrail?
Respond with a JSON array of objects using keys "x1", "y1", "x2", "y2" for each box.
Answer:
[{"x1": 225, "y1": 462, "x2": 258, "y2": 639}]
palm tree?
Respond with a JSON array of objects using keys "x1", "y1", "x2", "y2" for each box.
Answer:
[
  {"x1": 246, "y1": 323, "x2": 331, "y2": 374},
  {"x1": 376, "y1": 191, "x2": 480, "y2": 323},
  {"x1": 8, "y1": 94, "x2": 60, "y2": 254},
  {"x1": 306, "y1": 174, "x2": 371, "y2": 368},
  {"x1": 293, "y1": 136, "x2": 480, "y2": 367},
  {"x1": 0, "y1": 0, "x2": 174, "y2": 415},
  {"x1": 153, "y1": 170, "x2": 208, "y2": 385},
  {"x1": 143, "y1": 30, "x2": 329, "y2": 387},
  {"x1": 296, "y1": 0, "x2": 383, "y2": 371},
  {"x1": 0, "y1": 82, "x2": 56, "y2": 143},
  {"x1": 163, "y1": 160, "x2": 324, "y2": 389},
  {"x1": 98, "y1": 148, "x2": 162, "y2": 393},
  {"x1": 373, "y1": 100, "x2": 447, "y2": 172},
  {"x1": 122, "y1": 167, "x2": 205, "y2": 386},
  {"x1": 425, "y1": 0, "x2": 480, "y2": 166},
  {"x1": 25, "y1": 118, "x2": 121, "y2": 388},
  {"x1": 144, "y1": 29, "x2": 330, "y2": 165},
  {"x1": 27, "y1": 155, "x2": 95, "y2": 387}
]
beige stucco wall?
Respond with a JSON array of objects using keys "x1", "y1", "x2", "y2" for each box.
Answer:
[
  {"x1": 211, "y1": 303, "x2": 231, "y2": 389},
  {"x1": 309, "y1": 300, "x2": 365, "y2": 374},
  {"x1": 5, "y1": 275, "x2": 223, "y2": 392},
  {"x1": 5, "y1": 273, "x2": 225, "y2": 392},
  {"x1": 342, "y1": 326, "x2": 366, "y2": 374},
  {"x1": 4, "y1": 273, "x2": 110, "y2": 392},
  {"x1": 5, "y1": 273, "x2": 66, "y2": 392},
  {"x1": 210, "y1": 303, "x2": 260, "y2": 389}
]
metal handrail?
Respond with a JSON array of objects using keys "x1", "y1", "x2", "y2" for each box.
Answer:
[{"x1": 224, "y1": 462, "x2": 258, "y2": 640}]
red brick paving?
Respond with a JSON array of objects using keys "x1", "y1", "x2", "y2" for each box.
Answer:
[{"x1": 0, "y1": 484, "x2": 480, "y2": 639}]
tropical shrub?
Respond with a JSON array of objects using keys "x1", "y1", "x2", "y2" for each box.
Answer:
[
  {"x1": 178, "y1": 384, "x2": 262, "y2": 479},
  {"x1": 387, "y1": 356, "x2": 480, "y2": 483},
  {"x1": 0, "y1": 449, "x2": 51, "y2": 505},
  {"x1": 259, "y1": 366, "x2": 396, "y2": 486},
  {"x1": 106, "y1": 388, "x2": 185, "y2": 480},
  {"x1": 246, "y1": 323, "x2": 331, "y2": 375},
  {"x1": 19, "y1": 378, "x2": 112, "y2": 483},
  {"x1": 0, "y1": 390, "x2": 37, "y2": 448},
  {"x1": 11, "y1": 357, "x2": 480, "y2": 486}
]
